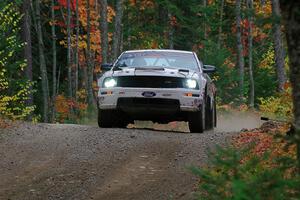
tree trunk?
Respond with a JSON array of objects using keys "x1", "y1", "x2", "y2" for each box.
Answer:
[
  {"x1": 112, "y1": 0, "x2": 123, "y2": 61},
  {"x1": 100, "y1": 0, "x2": 108, "y2": 63},
  {"x1": 272, "y1": 0, "x2": 287, "y2": 92},
  {"x1": 280, "y1": 0, "x2": 300, "y2": 173},
  {"x1": 203, "y1": 0, "x2": 207, "y2": 41},
  {"x1": 168, "y1": 11, "x2": 174, "y2": 49},
  {"x1": 247, "y1": 0, "x2": 255, "y2": 108},
  {"x1": 86, "y1": 0, "x2": 94, "y2": 107},
  {"x1": 67, "y1": 0, "x2": 72, "y2": 99},
  {"x1": 217, "y1": 0, "x2": 224, "y2": 49},
  {"x1": 35, "y1": 0, "x2": 50, "y2": 122},
  {"x1": 236, "y1": 0, "x2": 245, "y2": 101},
  {"x1": 75, "y1": 0, "x2": 79, "y2": 100},
  {"x1": 51, "y1": 0, "x2": 57, "y2": 122},
  {"x1": 22, "y1": 0, "x2": 33, "y2": 108}
]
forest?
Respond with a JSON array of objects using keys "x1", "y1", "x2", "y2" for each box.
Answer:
[
  {"x1": 1, "y1": 0, "x2": 300, "y2": 198},
  {"x1": 0, "y1": 0, "x2": 294, "y2": 123}
]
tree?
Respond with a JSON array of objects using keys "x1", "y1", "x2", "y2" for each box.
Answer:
[
  {"x1": 51, "y1": 0, "x2": 57, "y2": 122},
  {"x1": 75, "y1": 0, "x2": 79, "y2": 100},
  {"x1": 86, "y1": 0, "x2": 94, "y2": 107},
  {"x1": 280, "y1": 0, "x2": 300, "y2": 173},
  {"x1": 0, "y1": 2, "x2": 35, "y2": 120},
  {"x1": 247, "y1": 0, "x2": 255, "y2": 108},
  {"x1": 217, "y1": 0, "x2": 224, "y2": 49},
  {"x1": 35, "y1": 0, "x2": 50, "y2": 122},
  {"x1": 100, "y1": 0, "x2": 108, "y2": 63},
  {"x1": 272, "y1": 0, "x2": 287, "y2": 92},
  {"x1": 21, "y1": 0, "x2": 33, "y2": 108},
  {"x1": 67, "y1": 0, "x2": 72, "y2": 99},
  {"x1": 112, "y1": 0, "x2": 124, "y2": 60},
  {"x1": 236, "y1": 0, "x2": 245, "y2": 101}
]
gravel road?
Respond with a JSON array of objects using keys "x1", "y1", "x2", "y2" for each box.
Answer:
[{"x1": 0, "y1": 113, "x2": 261, "y2": 200}]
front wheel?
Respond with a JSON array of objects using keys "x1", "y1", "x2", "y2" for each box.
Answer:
[
  {"x1": 98, "y1": 109, "x2": 128, "y2": 128},
  {"x1": 188, "y1": 103, "x2": 205, "y2": 133},
  {"x1": 205, "y1": 97, "x2": 216, "y2": 130}
]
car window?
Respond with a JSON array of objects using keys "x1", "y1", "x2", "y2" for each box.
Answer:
[{"x1": 115, "y1": 51, "x2": 199, "y2": 70}]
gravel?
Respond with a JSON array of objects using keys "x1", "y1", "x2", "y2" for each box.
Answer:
[{"x1": 0, "y1": 122, "x2": 238, "y2": 200}]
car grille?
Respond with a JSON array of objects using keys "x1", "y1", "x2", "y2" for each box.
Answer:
[
  {"x1": 117, "y1": 98, "x2": 180, "y2": 109},
  {"x1": 116, "y1": 76, "x2": 184, "y2": 88}
]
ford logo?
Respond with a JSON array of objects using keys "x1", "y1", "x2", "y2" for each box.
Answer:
[{"x1": 142, "y1": 91, "x2": 156, "y2": 98}]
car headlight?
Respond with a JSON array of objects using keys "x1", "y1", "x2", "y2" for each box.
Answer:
[
  {"x1": 103, "y1": 78, "x2": 117, "y2": 88},
  {"x1": 185, "y1": 79, "x2": 197, "y2": 89}
]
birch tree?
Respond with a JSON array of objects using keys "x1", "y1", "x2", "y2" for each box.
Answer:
[
  {"x1": 100, "y1": 0, "x2": 108, "y2": 63},
  {"x1": 236, "y1": 0, "x2": 245, "y2": 101},
  {"x1": 75, "y1": 0, "x2": 79, "y2": 100},
  {"x1": 67, "y1": 0, "x2": 72, "y2": 99},
  {"x1": 112, "y1": 0, "x2": 124, "y2": 60},
  {"x1": 86, "y1": 0, "x2": 94, "y2": 107},
  {"x1": 51, "y1": 0, "x2": 57, "y2": 121},
  {"x1": 247, "y1": 0, "x2": 255, "y2": 107}
]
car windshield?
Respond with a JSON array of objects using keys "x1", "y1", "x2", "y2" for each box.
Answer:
[{"x1": 114, "y1": 51, "x2": 199, "y2": 70}]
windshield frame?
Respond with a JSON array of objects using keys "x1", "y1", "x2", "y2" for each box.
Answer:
[{"x1": 113, "y1": 50, "x2": 201, "y2": 72}]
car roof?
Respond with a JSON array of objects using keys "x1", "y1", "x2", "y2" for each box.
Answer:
[{"x1": 124, "y1": 49, "x2": 194, "y2": 54}]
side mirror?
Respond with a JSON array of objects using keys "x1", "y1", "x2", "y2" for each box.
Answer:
[
  {"x1": 203, "y1": 65, "x2": 216, "y2": 73},
  {"x1": 101, "y1": 63, "x2": 113, "y2": 71}
]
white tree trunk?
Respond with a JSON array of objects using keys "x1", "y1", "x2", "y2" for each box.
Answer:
[{"x1": 236, "y1": 0, "x2": 245, "y2": 100}]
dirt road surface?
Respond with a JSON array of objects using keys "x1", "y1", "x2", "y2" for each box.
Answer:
[{"x1": 0, "y1": 113, "x2": 261, "y2": 200}]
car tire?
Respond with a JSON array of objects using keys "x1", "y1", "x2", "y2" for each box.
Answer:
[
  {"x1": 188, "y1": 102, "x2": 205, "y2": 133},
  {"x1": 98, "y1": 108, "x2": 128, "y2": 128},
  {"x1": 205, "y1": 97, "x2": 215, "y2": 130},
  {"x1": 98, "y1": 108, "x2": 114, "y2": 128},
  {"x1": 214, "y1": 99, "x2": 217, "y2": 127}
]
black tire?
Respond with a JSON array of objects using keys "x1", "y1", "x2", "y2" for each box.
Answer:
[
  {"x1": 205, "y1": 97, "x2": 215, "y2": 130},
  {"x1": 98, "y1": 109, "x2": 114, "y2": 128},
  {"x1": 214, "y1": 100, "x2": 217, "y2": 127},
  {"x1": 188, "y1": 102, "x2": 205, "y2": 133},
  {"x1": 98, "y1": 109, "x2": 128, "y2": 128}
]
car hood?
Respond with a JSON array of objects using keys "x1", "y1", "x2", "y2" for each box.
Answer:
[{"x1": 105, "y1": 67, "x2": 199, "y2": 79}]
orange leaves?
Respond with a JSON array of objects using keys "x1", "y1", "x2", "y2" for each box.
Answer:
[
  {"x1": 169, "y1": 16, "x2": 178, "y2": 27},
  {"x1": 234, "y1": 130, "x2": 273, "y2": 156},
  {"x1": 55, "y1": 94, "x2": 88, "y2": 123},
  {"x1": 233, "y1": 122, "x2": 297, "y2": 169}
]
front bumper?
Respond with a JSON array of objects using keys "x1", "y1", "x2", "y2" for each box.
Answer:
[{"x1": 97, "y1": 87, "x2": 203, "y2": 112}]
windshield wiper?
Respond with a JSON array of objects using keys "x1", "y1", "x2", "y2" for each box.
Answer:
[{"x1": 178, "y1": 68, "x2": 189, "y2": 73}]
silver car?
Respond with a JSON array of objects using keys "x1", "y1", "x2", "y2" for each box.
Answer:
[{"x1": 97, "y1": 49, "x2": 217, "y2": 133}]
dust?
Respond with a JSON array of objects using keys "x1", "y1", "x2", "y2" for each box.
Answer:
[
  {"x1": 216, "y1": 111, "x2": 263, "y2": 132},
  {"x1": 133, "y1": 111, "x2": 263, "y2": 133}
]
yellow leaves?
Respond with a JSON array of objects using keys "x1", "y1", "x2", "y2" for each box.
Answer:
[
  {"x1": 254, "y1": 0, "x2": 272, "y2": 17},
  {"x1": 107, "y1": 6, "x2": 115, "y2": 22},
  {"x1": 0, "y1": 3, "x2": 35, "y2": 121},
  {"x1": 259, "y1": 84, "x2": 293, "y2": 121},
  {"x1": 259, "y1": 46, "x2": 275, "y2": 69}
]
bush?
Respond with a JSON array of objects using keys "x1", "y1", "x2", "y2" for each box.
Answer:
[
  {"x1": 259, "y1": 83, "x2": 293, "y2": 121},
  {"x1": 191, "y1": 145, "x2": 300, "y2": 200}
]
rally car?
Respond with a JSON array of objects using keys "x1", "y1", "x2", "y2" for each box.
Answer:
[{"x1": 97, "y1": 49, "x2": 216, "y2": 133}]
